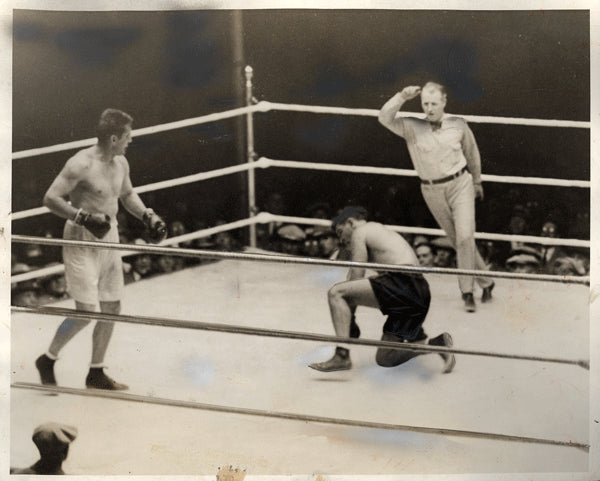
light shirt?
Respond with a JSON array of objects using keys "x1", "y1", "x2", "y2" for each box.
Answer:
[{"x1": 389, "y1": 116, "x2": 480, "y2": 181}]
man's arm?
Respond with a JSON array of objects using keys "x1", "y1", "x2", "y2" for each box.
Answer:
[
  {"x1": 119, "y1": 159, "x2": 167, "y2": 243},
  {"x1": 462, "y1": 123, "x2": 484, "y2": 200},
  {"x1": 44, "y1": 156, "x2": 112, "y2": 238},
  {"x1": 43, "y1": 158, "x2": 84, "y2": 221},
  {"x1": 347, "y1": 229, "x2": 368, "y2": 281},
  {"x1": 378, "y1": 86, "x2": 421, "y2": 136},
  {"x1": 118, "y1": 160, "x2": 148, "y2": 220}
]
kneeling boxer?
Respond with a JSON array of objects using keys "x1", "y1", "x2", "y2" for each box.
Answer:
[{"x1": 309, "y1": 207, "x2": 455, "y2": 373}]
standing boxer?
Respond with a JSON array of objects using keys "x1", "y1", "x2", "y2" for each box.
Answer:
[
  {"x1": 378, "y1": 82, "x2": 494, "y2": 312},
  {"x1": 35, "y1": 109, "x2": 167, "y2": 390}
]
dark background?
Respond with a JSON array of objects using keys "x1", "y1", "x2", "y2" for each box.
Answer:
[{"x1": 12, "y1": 9, "x2": 590, "y2": 239}]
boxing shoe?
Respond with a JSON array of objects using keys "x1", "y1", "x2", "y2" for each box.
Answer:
[
  {"x1": 309, "y1": 347, "x2": 352, "y2": 372},
  {"x1": 85, "y1": 368, "x2": 128, "y2": 391},
  {"x1": 481, "y1": 281, "x2": 495, "y2": 303},
  {"x1": 35, "y1": 354, "x2": 57, "y2": 386},
  {"x1": 428, "y1": 333, "x2": 456, "y2": 374},
  {"x1": 462, "y1": 293, "x2": 476, "y2": 312}
]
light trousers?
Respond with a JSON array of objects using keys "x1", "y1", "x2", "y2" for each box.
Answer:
[{"x1": 420, "y1": 172, "x2": 492, "y2": 294}]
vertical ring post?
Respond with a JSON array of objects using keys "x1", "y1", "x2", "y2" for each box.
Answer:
[{"x1": 245, "y1": 65, "x2": 257, "y2": 247}]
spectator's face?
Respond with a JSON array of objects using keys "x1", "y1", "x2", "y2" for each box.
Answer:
[
  {"x1": 170, "y1": 220, "x2": 194, "y2": 247},
  {"x1": 215, "y1": 232, "x2": 233, "y2": 251},
  {"x1": 434, "y1": 248, "x2": 453, "y2": 267},
  {"x1": 13, "y1": 290, "x2": 39, "y2": 307},
  {"x1": 266, "y1": 193, "x2": 286, "y2": 215},
  {"x1": 311, "y1": 208, "x2": 329, "y2": 219},
  {"x1": 25, "y1": 244, "x2": 44, "y2": 265},
  {"x1": 319, "y1": 235, "x2": 339, "y2": 257},
  {"x1": 485, "y1": 241, "x2": 496, "y2": 252},
  {"x1": 541, "y1": 222, "x2": 557, "y2": 238},
  {"x1": 304, "y1": 239, "x2": 320, "y2": 257},
  {"x1": 48, "y1": 276, "x2": 67, "y2": 295},
  {"x1": 281, "y1": 240, "x2": 300, "y2": 255},
  {"x1": 133, "y1": 255, "x2": 152, "y2": 275},
  {"x1": 571, "y1": 253, "x2": 589, "y2": 274},
  {"x1": 416, "y1": 245, "x2": 434, "y2": 267},
  {"x1": 509, "y1": 263, "x2": 538, "y2": 274},
  {"x1": 554, "y1": 264, "x2": 576, "y2": 276},
  {"x1": 156, "y1": 255, "x2": 175, "y2": 273},
  {"x1": 169, "y1": 221, "x2": 187, "y2": 237},
  {"x1": 508, "y1": 215, "x2": 526, "y2": 234},
  {"x1": 420, "y1": 88, "x2": 446, "y2": 123}
]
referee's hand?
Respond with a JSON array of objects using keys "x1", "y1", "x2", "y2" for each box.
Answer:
[{"x1": 474, "y1": 182, "x2": 484, "y2": 201}]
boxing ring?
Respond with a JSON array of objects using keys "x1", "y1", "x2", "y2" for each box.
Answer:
[{"x1": 10, "y1": 66, "x2": 591, "y2": 475}]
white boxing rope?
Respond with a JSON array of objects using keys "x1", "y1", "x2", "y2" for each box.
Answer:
[
  {"x1": 12, "y1": 105, "x2": 263, "y2": 160},
  {"x1": 12, "y1": 211, "x2": 588, "y2": 285},
  {"x1": 12, "y1": 162, "x2": 257, "y2": 221},
  {"x1": 11, "y1": 209, "x2": 589, "y2": 284},
  {"x1": 10, "y1": 234, "x2": 590, "y2": 285},
  {"x1": 10, "y1": 382, "x2": 589, "y2": 450},
  {"x1": 261, "y1": 214, "x2": 591, "y2": 249},
  {"x1": 13, "y1": 156, "x2": 589, "y2": 222},
  {"x1": 257, "y1": 101, "x2": 591, "y2": 129},
  {"x1": 10, "y1": 218, "x2": 257, "y2": 284},
  {"x1": 12, "y1": 206, "x2": 50, "y2": 221},
  {"x1": 11, "y1": 262, "x2": 65, "y2": 285},
  {"x1": 134, "y1": 162, "x2": 254, "y2": 194},
  {"x1": 259, "y1": 157, "x2": 419, "y2": 178},
  {"x1": 259, "y1": 157, "x2": 590, "y2": 189}
]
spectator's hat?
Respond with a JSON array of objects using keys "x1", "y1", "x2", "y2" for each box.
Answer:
[
  {"x1": 277, "y1": 224, "x2": 306, "y2": 241},
  {"x1": 511, "y1": 245, "x2": 542, "y2": 260},
  {"x1": 505, "y1": 253, "x2": 540, "y2": 267},
  {"x1": 24, "y1": 243, "x2": 43, "y2": 260},
  {"x1": 312, "y1": 225, "x2": 336, "y2": 239},
  {"x1": 12, "y1": 262, "x2": 39, "y2": 291},
  {"x1": 412, "y1": 235, "x2": 429, "y2": 248},
  {"x1": 11, "y1": 262, "x2": 31, "y2": 277},
  {"x1": 553, "y1": 256, "x2": 586, "y2": 276},
  {"x1": 11, "y1": 263, "x2": 41, "y2": 294},
  {"x1": 431, "y1": 237, "x2": 455, "y2": 252},
  {"x1": 32, "y1": 423, "x2": 77, "y2": 454}
]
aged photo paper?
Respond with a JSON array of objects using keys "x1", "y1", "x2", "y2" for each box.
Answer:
[{"x1": 1, "y1": 1, "x2": 598, "y2": 480}]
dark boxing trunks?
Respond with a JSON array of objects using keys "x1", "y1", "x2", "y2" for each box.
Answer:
[{"x1": 368, "y1": 272, "x2": 431, "y2": 341}]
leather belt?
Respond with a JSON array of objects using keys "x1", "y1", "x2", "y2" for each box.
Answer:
[{"x1": 420, "y1": 166, "x2": 468, "y2": 185}]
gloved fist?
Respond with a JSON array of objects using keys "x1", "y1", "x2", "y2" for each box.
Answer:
[
  {"x1": 75, "y1": 210, "x2": 111, "y2": 239},
  {"x1": 143, "y1": 208, "x2": 167, "y2": 244}
]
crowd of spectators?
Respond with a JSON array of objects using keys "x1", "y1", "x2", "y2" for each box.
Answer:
[
  {"x1": 255, "y1": 191, "x2": 590, "y2": 277},
  {"x1": 11, "y1": 207, "x2": 243, "y2": 308},
  {"x1": 11, "y1": 188, "x2": 590, "y2": 308}
]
